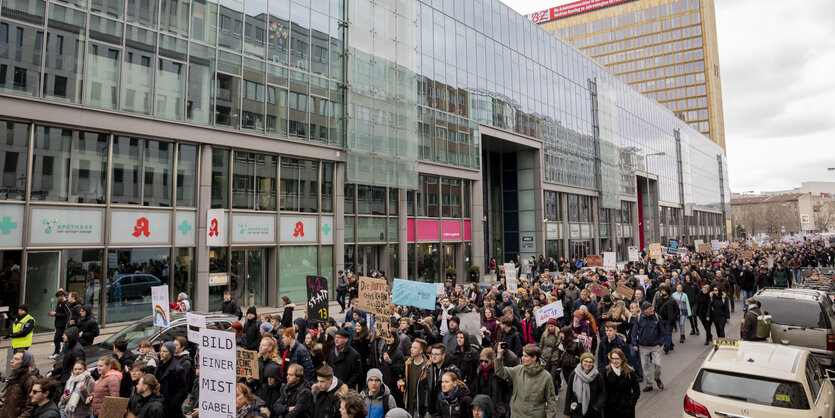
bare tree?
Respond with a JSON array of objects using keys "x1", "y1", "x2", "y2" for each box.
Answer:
[{"x1": 813, "y1": 202, "x2": 835, "y2": 233}]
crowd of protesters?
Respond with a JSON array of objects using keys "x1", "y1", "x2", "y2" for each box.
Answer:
[{"x1": 1, "y1": 235, "x2": 833, "y2": 418}]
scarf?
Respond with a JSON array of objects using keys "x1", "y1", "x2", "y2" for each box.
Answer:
[
  {"x1": 440, "y1": 385, "x2": 459, "y2": 403},
  {"x1": 65, "y1": 370, "x2": 91, "y2": 412},
  {"x1": 611, "y1": 365, "x2": 621, "y2": 376},
  {"x1": 478, "y1": 362, "x2": 494, "y2": 379},
  {"x1": 572, "y1": 363, "x2": 598, "y2": 415}
]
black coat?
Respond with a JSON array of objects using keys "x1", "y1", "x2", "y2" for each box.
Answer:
[
  {"x1": 155, "y1": 358, "x2": 188, "y2": 418},
  {"x1": 53, "y1": 327, "x2": 85, "y2": 388},
  {"x1": 53, "y1": 300, "x2": 71, "y2": 329},
  {"x1": 449, "y1": 343, "x2": 479, "y2": 388},
  {"x1": 434, "y1": 386, "x2": 472, "y2": 418},
  {"x1": 707, "y1": 295, "x2": 730, "y2": 323},
  {"x1": 564, "y1": 369, "x2": 606, "y2": 418},
  {"x1": 694, "y1": 291, "x2": 711, "y2": 319},
  {"x1": 77, "y1": 314, "x2": 99, "y2": 347},
  {"x1": 326, "y1": 345, "x2": 363, "y2": 390},
  {"x1": 376, "y1": 342, "x2": 406, "y2": 407},
  {"x1": 128, "y1": 392, "x2": 166, "y2": 418},
  {"x1": 30, "y1": 401, "x2": 60, "y2": 418},
  {"x1": 602, "y1": 369, "x2": 640, "y2": 418},
  {"x1": 241, "y1": 317, "x2": 262, "y2": 351},
  {"x1": 273, "y1": 381, "x2": 312, "y2": 418},
  {"x1": 312, "y1": 378, "x2": 347, "y2": 418},
  {"x1": 471, "y1": 365, "x2": 509, "y2": 418},
  {"x1": 221, "y1": 299, "x2": 242, "y2": 320}
]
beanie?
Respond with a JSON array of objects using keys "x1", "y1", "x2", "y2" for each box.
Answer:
[
  {"x1": 246, "y1": 306, "x2": 257, "y2": 316},
  {"x1": 579, "y1": 352, "x2": 595, "y2": 363},
  {"x1": 366, "y1": 368, "x2": 383, "y2": 383},
  {"x1": 162, "y1": 341, "x2": 176, "y2": 356}
]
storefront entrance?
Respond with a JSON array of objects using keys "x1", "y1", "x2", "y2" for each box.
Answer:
[
  {"x1": 231, "y1": 249, "x2": 265, "y2": 308},
  {"x1": 356, "y1": 245, "x2": 385, "y2": 276},
  {"x1": 24, "y1": 251, "x2": 60, "y2": 333}
]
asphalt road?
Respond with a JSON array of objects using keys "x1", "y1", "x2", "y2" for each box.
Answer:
[{"x1": 554, "y1": 308, "x2": 744, "y2": 417}]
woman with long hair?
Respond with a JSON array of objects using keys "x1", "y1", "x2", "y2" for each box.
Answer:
[
  {"x1": 351, "y1": 319, "x2": 372, "y2": 375},
  {"x1": 570, "y1": 309, "x2": 597, "y2": 353},
  {"x1": 481, "y1": 308, "x2": 500, "y2": 346},
  {"x1": 602, "y1": 348, "x2": 640, "y2": 418},
  {"x1": 92, "y1": 356, "x2": 122, "y2": 417},
  {"x1": 707, "y1": 287, "x2": 730, "y2": 338},
  {"x1": 436, "y1": 372, "x2": 472, "y2": 418},
  {"x1": 58, "y1": 359, "x2": 96, "y2": 418},
  {"x1": 236, "y1": 382, "x2": 267, "y2": 418},
  {"x1": 559, "y1": 326, "x2": 585, "y2": 384}
]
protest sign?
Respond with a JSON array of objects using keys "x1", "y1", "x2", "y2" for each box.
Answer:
[
  {"x1": 199, "y1": 328, "x2": 236, "y2": 418},
  {"x1": 697, "y1": 243, "x2": 711, "y2": 253},
  {"x1": 536, "y1": 301, "x2": 564, "y2": 326},
  {"x1": 236, "y1": 348, "x2": 259, "y2": 379},
  {"x1": 436, "y1": 283, "x2": 445, "y2": 295},
  {"x1": 768, "y1": 256, "x2": 774, "y2": 269},
  {"x1": 504, "y1": 263, "x2": 518, "y2": 293},
  {"x1": 730, "y1": 242, "x2": 740, "y2": 249},
  {"x1": 357, "y1": 276, "x2": 390, "y2": 319},
  {"x1": 587, "y1": 255, "x2": 603, "y2": 267},
  {"x1": 589, "y1": 283, "x2": 610, "y2": 299},
  {"x1": 628, "y1": 246, "x2": 640, "y2": 262},
  {"x1": 740, "y1": 250, "x2": 753, "y2": 260},
  {"x1": 186, "y1": 312, "x2": 206, "y2": 343},
  {"x1": 695, "y1": 239, "x2": 704, "y2": 246},
  {"x1": 752, "y1": 242, "x2": 759, "y2": 250},
  {"x1": 458, "y1": 313, "x2": 482, "y2": 336},
  {"x1": 668, "y1": 239, "x2": 679, "y2": 255},
  {"x1": 615, "y1": 285, "x2": 635, "y2": 300},
  {"x1": 603, "y1": 252, "x2": 616, "y2": 270},
  {"x1": 710, "y1": 239, "x2": 720, "y2": 251},
  {"x1": 306, "y1": 275, "x2": 329, "y2": 323},
  {"x1": 152, "y1": 285, "x2": 170, "y2": 327},
  {"x1": 392, "y1": 279, "x2": 437, "y2": 311},
  {"x1": 99, "y1": 397, "x2": 130, "y2": 418},
  {"x1": 649, "y1": 243, "x2": 662, "y2": 261}
]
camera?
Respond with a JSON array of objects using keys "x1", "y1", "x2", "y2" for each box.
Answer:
[{"x1": 499, "y1": 342, "x2": 508, "y2": 349}]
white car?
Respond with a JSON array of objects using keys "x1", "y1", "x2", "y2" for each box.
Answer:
[{"x1": 683, "y1": 339, "x2": 835, "y2": 417}]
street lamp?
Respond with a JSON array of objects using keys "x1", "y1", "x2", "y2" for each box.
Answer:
[{"x1": 644, "y1": 152, "x2": 665, "y2": 247}]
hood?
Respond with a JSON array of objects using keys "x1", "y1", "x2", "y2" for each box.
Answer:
[
  {"x1": 264, "y1": 361, "x2": 282, "y2": 382},
  {"x1": 471, "y1": 394, "x2": 493, "y2": 418},
  {"x1": 294, "y1": 317, "x2": 308, "y2": 342},
  {"x1": 64, "y1": 326, "x2": 81, "y2": 345},
  {"x1": 81, "y1": 305, "x2": 94, "y2": 319},
  {"x1": 455, "y1": 330, "x2": 471, "y2": 352}
]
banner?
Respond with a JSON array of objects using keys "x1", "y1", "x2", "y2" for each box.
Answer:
[
  {"x1": 306, "y1": 275, "x2": 329, "y2": 323},
  {"x1": 151, "y1": 285, "x2": 170, "y2": 327},
  {"x1": 589, "y1": 283, "x2": 610, "y2": 299},
  {"x1": 186, "y1": 312, "x2": 206, "y2": 343},
  {"x1": 504, "y1": 263, "x2": 518, "y2": 293},
  {"x1": 391, "y1": 279, "x2": 437, "y2": 311},
  {"x1": 586, "y1": 255, "x2": 603, "y2": 267},
  {"x1": 236, "y1": 348, "x2": 259, "y2": 379},
  {"x1": 697, "y1": 243, "x2": 712, "y2": 252},
  {"x1": 535, "y1": 301, "x2": 564, "y2": 326},
  {"x1": 628, "y1": 246, "x2": 640, "y2": 262},
  {"x1": 768, "y1": 256, "x2": 774, "y2": 269},
  {"x1": 458, "y1": 313, "x2": 482, "y2": 336},
  {"x1": 614, "y1": 285, "x2": 635, "y2": 300},
  {"x1": 667, "y1": 239, "x2": 679, "y2": 255},
  {"x1": 357, "y1": 276, "x2": 390, "y2": 318},
  {"x1": 603, "y1": 252, "x2": 616, "y2": 270},
  {"x1": 199, "y1": 328, "x2": 236, "y2": 418}
]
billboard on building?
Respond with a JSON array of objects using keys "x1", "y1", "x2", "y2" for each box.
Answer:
[{"x1": 529, "y1": 0, "x2": 636, "y2": 23}]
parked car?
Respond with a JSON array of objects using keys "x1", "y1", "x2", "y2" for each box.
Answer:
[
  {"x1": 755, "y1": 287, "x2": 835, "y2": 367},
  {"x1": 85, "y1": 273, "x2": 163, "y2": 302},
  {"x1": 684, "y1": 340, "x2": 835, "y2": 417}
]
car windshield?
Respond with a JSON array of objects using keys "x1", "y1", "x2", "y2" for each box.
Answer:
[
  {"x1": 693, "y1": 369, "x2": 810, "y2": 410},
  {"x1": 759, "y1": 298, "x2": 829, "y2": 329},
  {"x1": 100, "y1": 317, "x2": 159, "y2": 351}
]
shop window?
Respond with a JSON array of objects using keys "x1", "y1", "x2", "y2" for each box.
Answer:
[
  {"x1": 442, "y1": 178, "x2": 462, "y2": 218},
  {"x1": 177, "y1": 144, "x2": 197, "y2": 206},
  {"x1": 0, "y1": 120, "x2": 28, "y2": 200},
  {"x1": 279, "y1": 245, "x2": 317, "y2": 302},
  {"x1": 321, "y1": 162, "x2": 333, "y2": 213},
  {"x1": 106, "y1": 248, "x2": 170, "y2": 324},
  {"x1": 174, "y1": 248, "x2": 195, "y2": 304}
]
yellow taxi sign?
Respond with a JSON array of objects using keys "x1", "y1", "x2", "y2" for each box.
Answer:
[{"x1": 713, "y1": 338, "x2": 739, "y2": 348}]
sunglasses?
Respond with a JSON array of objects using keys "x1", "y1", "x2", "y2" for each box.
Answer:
[
  {"x1": 480, "y1": 360, "x2": 490, "y2": 364},
  {"x1": 30, "y1": 390, "x2": 44, "y2": 394}
]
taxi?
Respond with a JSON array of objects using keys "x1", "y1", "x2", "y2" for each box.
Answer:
[{"x1": 683, "y1": 339, "x2": 835, "y2": 417}]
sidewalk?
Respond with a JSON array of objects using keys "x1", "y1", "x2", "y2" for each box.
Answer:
[{"x1": 0, "y1": 300, "x2": 346, "y2": 374}]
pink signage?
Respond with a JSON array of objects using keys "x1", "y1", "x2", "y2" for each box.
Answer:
[
  {"x1": 407, "y1": 218, "x2": 415, "y2": 242},
  {"x1": 441, "y1": 221, "x2": 462, "y2": 241},
  {"x1": 463, "y1": 220, "x2": 471, "y2": 241},
  {"x1": 416, "y1": 220, "x2": 439, "y2": 241}
]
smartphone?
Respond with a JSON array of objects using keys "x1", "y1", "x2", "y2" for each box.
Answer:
[
  {"x1": 183, "y1": 407, "x2": 195, "y2": 414},
  {"x1": 499, "y1": 342, "x2": 508, "y2": 349}
]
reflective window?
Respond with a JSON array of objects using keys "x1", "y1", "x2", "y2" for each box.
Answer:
[
  {"x1": 218, "y1": 0, "x2": 243, "y2": 52},
  {"x1": 106, "y1": 248, "x2": 169, "y2": 323},
  {"x1": 321, "y1": 162, "x2": 333, "y2": 212},
  {"x1": 69, "y1": 130, "x2": 108, "y2": 204},
  {"x1": 389, "y1": 188, "x2": 398, "y2": 216},
  {"x1": 267, "y1": 0, "x2": 290, "y2": 65},
  {"x1": 122, "y1": 25, "x2": 156, "y2": 114},
  {"x1": 143, "y1": 139, "x2": 173, "y2": 206},
  {"x1": 85, "y1": 42, "x2": 121, "y2": 110},
  {"x1": 232, "y1": 151, "x2": 276, "y2": 210},
  {"x1": 441, "y1": 178, "x2": 461, "y2": 218},
  {"x1": 126, "y1": 0, "x2": 158, "y2": 29},
  {"x1": 156, "y1": 57, "x2": 186, "y2": 120},
  {"x1": 43, "y1": 4, "x2": 85, "y2": 103},
  {"x1": 187, "y1": 44, "x2": 215, "y2": 125},
  {"x1": 266, "y1": 82, "x2": 288, "y2": 136},
  {"x1": 299, "y1": 159, "x2": 318, "y2": 212},
  {"x1": 211, "y1": 148, "x2": 229, "y2": 208},
  {"x1": 279, "y1": 157, "x2": 299, "y2": 211},
  {"x1": 160, "y1": 0, "x2": 190, "y2": 37},
  {"x1": 0, "y1": 120, "x2": 28, "y2": 200},
  {"x1": 31, "y1": 126, "x2": 71, "y2": 202},
  {"x1": 290, "y1": 5, "x2": 309, "y2": 71},
  {"x1": 0, "y1": 20, "x2": 43, "y2": 97},
  {"x1": 111, "y1": 136, "x2": 143, "y2": 204},
  {"x1": 174, "y1": 248, "x2": 195, "y2": 304},
  {"x1": 279, "y1": 245, "x2": 317, "y2": 302},
  {"x1": 344, "y1": 183, "x2": 354, "y2": 214},
  {"x1": 244, "y1": 0, "x2": 267, "y2": 59},
  {"x1": 91, "y1": 0, "x2": 124, "y2": 19},
  {"x1": 191, "y1": 0, "x2": 218, "y2": 45},
  {"x1": 215, "y1": 73, "x2": 240, "y2": 127},
  {"x1": 176, "y1": 144, "x2": 197, "y2": 206},
  {"x1": 241, "y1": 58, "x2": 265, "y2": 132},
  {"x1": 1, "y1": 0, "x2": 46, "y2": 25}
]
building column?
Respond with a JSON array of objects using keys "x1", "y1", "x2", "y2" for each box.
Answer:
[
  {"x1": 195, "y1": 145, "x2": 213, "y2": 312},
  {"x1": 398, "y1": 189, "x2": 408, "y2": 280},
  {"x1": 334, "y1": 162, "x2": 345, "y2": 284},
  {"x1": 471, "y1": 178, "x2": 485, "y2": 281},
  {"x1": 561, "y1": 193, "x2": 570, "y2": 259},
  {"x1": 592, "y1": 198, "x2": 601, "y2": 254}
]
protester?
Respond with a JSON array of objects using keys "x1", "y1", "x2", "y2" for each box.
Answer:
[
  {"x1": 742, "y1": 297, "x2": 768, "y2": 341},
  {"x1": 155, "y1": 341, "x2": 187, "y2": 418},
  {"x1": 0, "y1": 350, "x2": 38, "y2": 418},
  {"x1": 282, "y1": 296, "x2": 296, "y2": 329},
  {"x1": 273, "y1": 363, "x2": 312, "y2": 418},
  {"x1": 281, "y1": 327, "x2": 316, "y2": 384},
  {"x1": 602, "y1": 348, "x2": 640, "y2": 418},
  {"x1": 450, "y1": 330, "x2": 479, "y2": 389},
  {"x1": 360, "y1": 369, "x2": 396, "y2": 418},
  {"x1": 375, "y1": 330, "x2": 406, "y2": 408},
  {"x1": 671, "y1": 283, "x2": 693, "y2": 344},
  {"x1": 597, "y1": 323, "x2": 627, "y2": 373},
  {"x1": 241, "y1": 306, "x2": 262, "y2": 350},
  {"x1": 28, "y1": 378, "x2": 60, "y2": 418},
  {"x1": 135, "y1": 340, "x2": 159, "y2": 371},
  {"x1": 707, "y1": 287, "x2": 730, "y2": 338},
  {"x1": 312, "y1": 365, "x2": 349, "y2": 418},
  {"x1": 564, "y1": 353, "x2": 606, "y2": 418},
  {"x1": 632, "y1": 302, "x2": 664, "y2": 392},
  {"x1": 58, "y1": 359, "x2": 95, "y2": 418},
  {"x1": 128, "y1": 374, "x2": 165, "y2": 418},
  {"x1": 470, "y1": 347, "x2": 508, "y2": 418},
  {"x1": 77, "y1": 305, "x2": 99, "y2": 347},
  {"x1": 91, "y1": 356, "x2": 122, "y2": 417},
  {"x1": 425, "y1": 344, "x2": 462, "y2": 417},
  {"x1": 235, "y1": 383, "x2": 267, "y2": 418},
  {"x1": 435, "y1": 372, "x2": 472, "y2": 418},
  {"x1": 402, "y1": 339, "x2": 429, "y2": 417},
  {"x1": 222, "y1": 290, "x2": 243, "y2": 320},
  {"x1": 48, "y1": 290, "x2": 71, "y2": 359},
  {"x1": 471, "y1": 394, "x2": 493, "y2": 418},
  {"x1": 495, "y1": 343, "x2": 557, "y2": 417},
  {"x1": 49, "y1": 327, "x2": 85, "y2": 393},
  {"x1": 339, "y1": 389, "x2": 368, "y2": 418}
]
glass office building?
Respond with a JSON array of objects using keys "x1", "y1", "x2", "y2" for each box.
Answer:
[{"x1": 0, "y1": 0, "x2": 728, "y2": 327}]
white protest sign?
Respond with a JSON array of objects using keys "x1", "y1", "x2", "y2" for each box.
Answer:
[
  {"x1": 603, "y1": 252, "x2": 617, "y2": 270},
  {"x1": 504, "y1": 263, "x2": 518, "y2": 293},
  {"x1": 437, "y1": 283, "x2": 445, "y2": 295},
  {"x1": 199, "y1": 328, "x2": 236, "y2": 418},
  {"x1": 458, "y1": 312, "x2": 482, "y2": 336},
  {"x1": 151, "y1": 285, "x2": 170, "y2": 327},
  {"x1": 536, "y1": 301, "x2": 564, "y2": 326},
  {"x1": 187, "y1": 312, "x2": 206, "y2": 343},
  {"x1": 628, "y1": 246, "x2": 640, "y2": 262}
]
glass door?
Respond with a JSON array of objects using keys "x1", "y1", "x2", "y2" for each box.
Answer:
[
  {"x1": 25, "y1": 251, "x2": 61, "y2": 333},
  {"x1": 231, "y1": 249, "x2": 264, "y2": 308}
]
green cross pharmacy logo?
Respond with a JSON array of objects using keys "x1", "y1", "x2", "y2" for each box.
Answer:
[
  {"x1": 177, "y1": 220, "x2": 192, "y2": 236},
  {"x1": 0, "y1": 216, "x2": 17, "y2": 235}
]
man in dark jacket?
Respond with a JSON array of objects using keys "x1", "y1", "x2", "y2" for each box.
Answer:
[
  {"x1": 742, "y1": 298, "x2": 767, "y2": 342},
  {"x1": 67, "y1": 292, "x2": 83, "y2": 328},
  {"x1": 47, "y1": 290, "x2": 71, "y2": 358},
  {"x1": 311, "y1": 365, "x2": 348, "y2": 418},
  {"x1": 632, "y1": 302, "x2": 663, "y2": 392},
  {"x1": 240, "y1": 306, "x2": 262, "y2": 350},
  {"x1": 653, "y1": 285, "x2": 677, "y2": 353},
  {"x1": 50, "y1": 327, "x2": 85, "y2": 396},
  {"x1": 598, "y1": 323, "x2": 627, "y2": 373},
  {"x1": 155, "y1": 341, "x2": 187, "y2": 418},
  {"x1": 424, "y1": 343, "x2": 462, "y2": 416},
  {"x1": 112, "y1": 338, "x2": 138, "y2": 397},
  {"x1": 173, "y1": 336, "x2": 195, "y2": 389},
  {"x1": 28, "y1": 378, "x2": 60, "y2": 418},
  {"x1": 0, "y1": 350, "x2": 38, "y2": 418},
  {"x1": 221, "y1": 291, "x2": 243, "y2": 320},
  {"x1": 326, "y1": 329, "x2": 362, "y2": 390},
  {"x1": 273, "y1": 363, "x2": 312, "y2": 418},
  {"x1": 281, "y1": 328, "x2": 315, "y2": 384},
  {"x1": 77, "y1": 305, "x2": 99, "y2": 347}
]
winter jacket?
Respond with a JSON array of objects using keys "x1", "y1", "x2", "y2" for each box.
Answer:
[
  {"x1": 743, "y1": 308, "x2": 767, "y2": 341},
  {"x1": 77, "y1": 313, "x2": 99, "y2": 347},
  {"x1": 154, "y1": 357, "x2": 187, "y2": 418},
  {"x1": 740, "y1": 270, "x2": 756, "y2": 291},
  {"x1": 326, "y1": 345, "x2": 363, "y2": 390},
  {"x1": 0, "y1": 367, "x2": 38, "y2": 418},
  {"x1": 255, "y1": 363, "x2": 283, "y2": 414},
  {"x1": 221, "y1": 299, "x2": 243, "y2": 320},
  {"x1": 175, "y1": 351, "x2": 195, "y2": 391},
  {"x1": 57, "y1": 372, "x2": 95, "y2": 418},
  {"x1": 539, "y1": 331, "x2": 561, "y2": 366},
  {"x1": 564, "y1": 368, "x2": 606, "y2": 418},
  {"x1": 449, "y1": 333, "x2": 479, "y2": 387},
  {"x1": 282, "y1": 304, "x2": 296, "y2": 329},
  {"x1": 631, "y1": 313, "x2": 662, "y2": 347},
  {"x1": 597, "y1": 335, "x2": 627, "y2": 372},
  {"x1": 671, "y1": 291, "x2": 692, "y2": 317},
  {"x1": 29, "y1": 401, "x2": 60, "y2": 418},
  {"x1": 500, "y1": 327, "x2": 523, "y2": 358},
  {"x1": 403, "y1": 356, "x2": 429, "y2": 416},
  {"x1": 361, "y1": 384, "x2": 397, "y2": 418},
  {"x1": 694, "y1": 291, "x2": 711, "y2": 319},
  {"x1": 426, "y1": 359, "x2": 462, "y2": 415},
  {"x1": 52, "y1": 327, "x2": 85, "y2": 389},
  {"x1": 602, "y1": 369, "x2": 640, "y2": 418},
  {"x1": 494, "y1": 356, "x2": 557, "y2": 418},
  {"x1": 128, "y1": 392, "x2": 166, "y2": 418},
  {"x1": 559, "y1": 339, "x2": 585, "y2": 370},
  {"x1": 272, "y1": 381, "x2": 312, "y2": 418},
  {"x1": 91, "y1": 369, "x2": 122, "y2": 415},
  {"x1": 312, "y1": 377, "x2": 348, "y2": 418},
  {"x1": 434, "y1": 386, "x2": 472, "y2": 418},
  {"x1": 241, "y1": 317, "x2": 262, "y2": 351},
  {"x1": 53, "y1": 300, "x2": 71, "y2": 329},
  {"x1": 375, "y1": 342, "x2": 405, "y2": 407},
  {"x1": 773, "y1": 268, "x2": 792, "y2": 287},
  {"x1": 284, "y1": 341, "x2": 316, "y2": 384},
  {"x1": 471, "y1": 364, "x2": 509, "y2": 418},
  {"x1": 707, "y1": 296, "x2": 730, "y2": 323}
]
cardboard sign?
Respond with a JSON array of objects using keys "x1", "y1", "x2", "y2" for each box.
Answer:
[
  {"x1": 504, "y1": 263, "x2": 518, "y2": 293},
  {"x1": 458, "y1": 312, "x2": 482, "y2": 336},
  {"x1": 391, "y1": 279, "x2": 437, "y2": 311},
  {"x1": 587, "y1": 255, "x2": 603, "y2": 267},
  {"x1": 236, "y1": 348, "x2": 259, "y2": 379},
  {"x1": 199, "y1": 328, "x2": 236, "y2": 418},
  {"x1": 628, "y1": 246, "x2": 640, "y2": 262},
  {"x1": 99, "y1": 397, "x2": 130, "y2": 418},
  {"x1": 740, "y1": 250, "x2": 753, "y2": 260},
  {"x1": 649, "y1": 243, "x2": 662, "y2": 258},
  {"x1": 614, "y1": 285, "x2": 635, "y2": 300},
  {"x1": 306, "y1": 275, "x2": 329, "y2": 323},
  {"x1": 710, "y1": 240, "x2": 720, "y2": 251},
  {"x1": 730, "y1": 242, "x2": 740, "y2": 249},
  {"x1": 535, "y1": 301, "x2": 564, "y2": 326},
  {"x1": 603, "y1": 252, "x2": 616, "y2": 270},
  {"x1": 697, "y1": 243, "x2": 712, "y2": 253},
  {"x1": 357, "y1": 276, "x2": 390, "y2": 318},
  {"x1": 767, "y1": 256, "x2": 774, "y2": 269},
  {"x1": 186, "y1": 312, "x2": 206, "y2": 343},
  {"x1": 152, "y1": 285, "x2": 170, "y2": 327},
  {"x1": 589, "y1": 283, "x2": 610, "y2": 299}
]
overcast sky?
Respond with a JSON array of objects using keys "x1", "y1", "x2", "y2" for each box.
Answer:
[{"x1": 499, "y1": 0, "x2": 835, "y2": 193}]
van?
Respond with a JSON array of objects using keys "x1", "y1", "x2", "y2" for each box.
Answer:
[{"x1": 755, "y1": 288, "x2": 835, "y2": 366}]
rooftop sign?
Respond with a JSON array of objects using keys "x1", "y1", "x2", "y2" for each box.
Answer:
[{"x1": 529, "y1": 0, "x2": 636, "y2": 24}]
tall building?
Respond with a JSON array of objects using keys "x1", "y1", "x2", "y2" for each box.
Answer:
[
  {"x1": 0, "y1": 0, "x2": 728, "y2": 329},
  {"x1": 533, "y1": 0, "x2": 726, "y2": 149}
]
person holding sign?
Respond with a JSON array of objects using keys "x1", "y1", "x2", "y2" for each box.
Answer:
[
  {"x1": 128, "y1": 374, "x2": 165, "y2": 418},
  {"x1": 154, "y1": 341, "x2": 187, "y2": 417}
]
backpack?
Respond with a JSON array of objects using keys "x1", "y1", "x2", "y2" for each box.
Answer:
[{"x1": 754, "y1": 309, "x2": 772, "y2": 339}]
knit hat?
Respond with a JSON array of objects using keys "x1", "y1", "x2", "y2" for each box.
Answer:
[
  {"x1": 178, "y1": 292, "x2": 189, "y2": 300},
  {"x1": 161, "y1": 341, "x2": 176, "y2": 355},
  {"x1": 547, "y1": 318, "x2": 558, "y2": 327},
  {"x1": 20, "y1": 350, "x2": 34, "y2": 369},
  {"x1": 18, "y1": 304, "x2": 28, "y2": 313},
  {"x1": 641, "y1": 301, "x2": 653, "y2": 311},
  {"x1": 579, "y1": 352, "x2": 595, "y2": 363},
  {"x1": 326, "y1": 326, "x2": 339, "y2": 338},
  {"x1": 502, "y1": 291, "x2": 510, "y2": 298},
  {"x1": 366, "y1": 368, "x2": 383, "y2": 383},
  {"x1": 384, "y1": 408, "x2": 412, "y2": 418},
  {"x1": 260, "y1": 322, "x2": 274, "y2": 333},
  {"x1": 246, "y1": 306, "x2": 257, "y2": 316}
]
